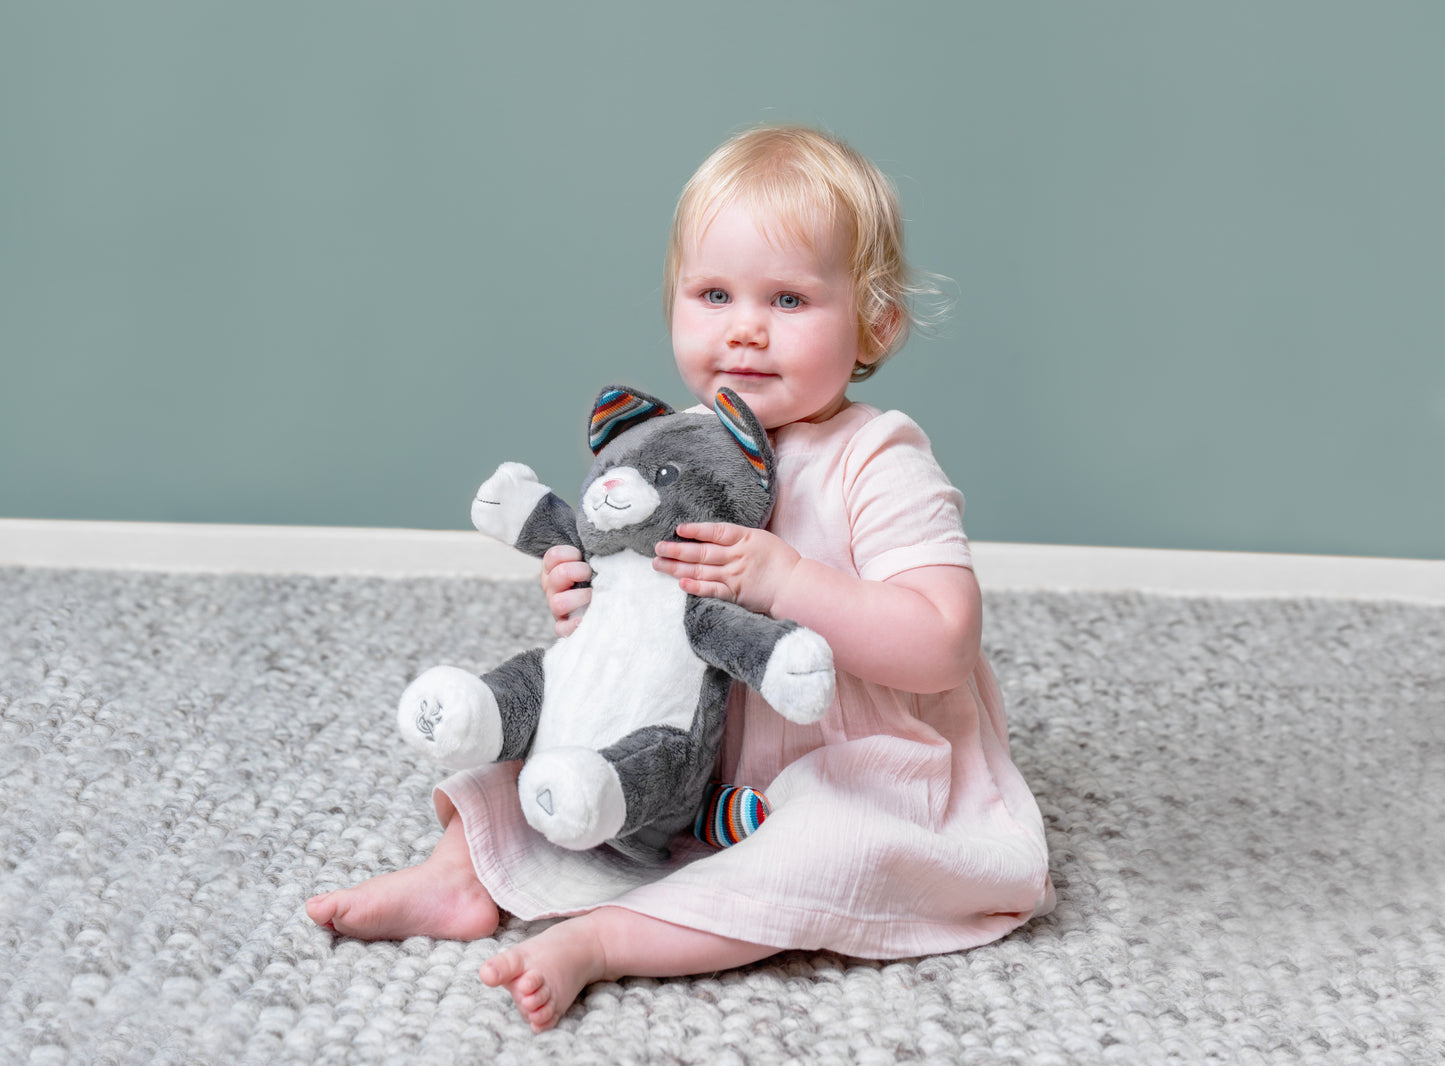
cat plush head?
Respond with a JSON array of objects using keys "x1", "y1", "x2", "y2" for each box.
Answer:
[{"x1": 576, "y1": 385, "x2": 776, "y2": 557}]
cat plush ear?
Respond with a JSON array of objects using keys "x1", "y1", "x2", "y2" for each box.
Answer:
[
  {"x1": 714, "y1": 388, "x2": 775, "y2": 492},
  {"x1": 589, "y1": 386, "x2": 675, "y2": 454}
]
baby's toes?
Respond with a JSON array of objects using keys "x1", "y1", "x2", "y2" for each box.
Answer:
[
  {"x1": 517, "y1": 973, "x2": 550, "y2": 1009},
  {"x1": 480, "y1": 950, "x2": 524, "y2": 988},
  {"x1": 305, "y1": 893, "x2": 338, "y2": 930},
  {"x1": 528, "y1": 1001, "x2": 559, "y2": 1033}
]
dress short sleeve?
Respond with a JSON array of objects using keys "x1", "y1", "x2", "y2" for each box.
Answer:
[{"x1": 841, "y1": 410, "x2": 972, "y2": 583}]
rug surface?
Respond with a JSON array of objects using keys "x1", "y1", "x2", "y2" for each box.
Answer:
[{"x1": 2, "y1": 567, "x2": 1442, "y2": 1065}]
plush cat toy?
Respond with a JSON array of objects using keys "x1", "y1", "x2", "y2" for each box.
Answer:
[{"x1": 396, "y1": 385, "x2": 834, "y2": 861}]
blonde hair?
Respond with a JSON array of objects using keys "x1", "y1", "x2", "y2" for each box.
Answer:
[{"x1": 664, "y1": 125, "x2": 934, "y2": 381}]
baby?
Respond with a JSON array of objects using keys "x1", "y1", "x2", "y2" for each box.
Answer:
[{"x1": 308, "y1": 124, "x2": 1054, "y2": 1032}]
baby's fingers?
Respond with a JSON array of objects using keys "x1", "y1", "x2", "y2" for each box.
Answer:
[
  {"x1": 553, "y1": 586, "x2": 592, "y2": 619},
  {"x1": 542, "y1": 543, "x2": 584, "y2": 569},
  {"x1": 545, "y1": 561, "x2": 593, "y2": 593},
  {"x1": 542, "y1": 545, "x2": 583, "y2": 569},
  {"x1": 653, "y1": 556, "x2": 736, "y2": 601},
  {"x1": 677, "y1": 577, "x2": 736, "y2": 602},
  {"x1": 653, "y1": 539, "x2": 707, "y2": 564},
  {"x1": 655, "y1": 560, "x2": 735, "y2": 601},
  {"x1": 673, "y1": 522, "x2": 747, "y2": 546},
  {"x1": 554, "y1": 600, "x2": 588, "y2": 637},
  {"x1": 542, "y1": 553, "x2": 592, "y2": 596},
  {"x1": 540, "y1": 545, "x2": 592, "y2": 628}
]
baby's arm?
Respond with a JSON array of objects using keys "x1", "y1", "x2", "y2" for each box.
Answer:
[
  {"x1": 653, "y1": 523, "x2": 980, "y2": 695},
  {"x1": 779, "y1": 558, "x2": 981, "y2": 694}
]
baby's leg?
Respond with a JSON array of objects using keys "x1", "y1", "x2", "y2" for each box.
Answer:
[
  {"x1": 306, "y1": 815, "x2": 499, "y2": 941},
  {"x1": 480, "y1": 906, "x2": 775, "y2": 1032}
]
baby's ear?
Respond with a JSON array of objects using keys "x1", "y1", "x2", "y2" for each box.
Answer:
[
  {"x1": 866, "y1": 305, "x2": 903, "y2": 360},
  {"x1": 713, "y1": 388, "x2": 775, "y2": 492},
  {"x1": 588, "y1": 386, "x2": 674, "y2": 454}
]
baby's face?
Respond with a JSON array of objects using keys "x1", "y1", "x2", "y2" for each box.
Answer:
[{"x1": 671, "y1": 203, "x2": 870, "y2": 430}]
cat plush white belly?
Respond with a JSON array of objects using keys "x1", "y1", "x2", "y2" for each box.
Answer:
[{"x1": 533, "y1": 551, "x2": 705, "y2": 752}]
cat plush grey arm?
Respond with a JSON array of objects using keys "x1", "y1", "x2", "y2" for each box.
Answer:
[{"x1": 396, "y1": 386, "x2": 833, "y2": 862}]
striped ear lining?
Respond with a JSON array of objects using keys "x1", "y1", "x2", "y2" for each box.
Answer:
[
  {"x1": 714, "y1": 391, "x2": 770, "y2": 489},
  {"x1": 589, "y1": 389, "x2": 666, "y2": 453}
]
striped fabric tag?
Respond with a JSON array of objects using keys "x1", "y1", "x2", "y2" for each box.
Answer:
[
  {"x1": 714, "y1": 390, "x2": 770, "y2": 489},
  {"x1": 589, "y1": 389, "x2": 666, "y2": 453},
  {"x1": 694, "y1": 783, "x2": 771, "y2": 848}
]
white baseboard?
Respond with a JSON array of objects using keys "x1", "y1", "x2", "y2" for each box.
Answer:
[
  {"x1": 2, "y1": 518, "x2": 1442, "y2": 604},
  {"x1": 0, "y1": 519, "x2": 540, "y2": 581},
  {"x1": 971, "y1": 541, "x2": 1445, "y2": 605}
]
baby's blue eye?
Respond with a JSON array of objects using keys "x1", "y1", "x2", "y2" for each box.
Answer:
[
  {"x1": 705, "y1": 289, "x2": 729, "y2": 305},
  {"x1": 776, "y1": 293, "x2": 802, "y2": 309}
]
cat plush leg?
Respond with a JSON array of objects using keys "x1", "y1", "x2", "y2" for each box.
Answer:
[
  {"x1": 517, "y1": 747, "x2": 626, "y2": 850},
  {"x1": 397, "y1": 666, "x2": 504, "y2": 770}
]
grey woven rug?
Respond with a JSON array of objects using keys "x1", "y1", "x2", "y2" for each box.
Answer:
[{"x1": 2, "y1": 567, "x2": 1441, "y2": 1065}]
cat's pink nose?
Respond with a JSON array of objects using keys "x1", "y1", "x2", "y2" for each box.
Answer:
[{"x1": 603, "y1": 478, "x2": 623, "y2": 491}]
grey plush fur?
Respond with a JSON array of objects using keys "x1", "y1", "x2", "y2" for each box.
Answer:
[{"x1": 397, "y1": 386, "x2": 834, "y2": 861}]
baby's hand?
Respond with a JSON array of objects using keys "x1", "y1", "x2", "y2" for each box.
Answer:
[
  {"x1": 653, "y1": 523, "x2": 801, "y2": 617},
  {"x1": 542, "y1": 544, "x2": 592, "y2": 637}
]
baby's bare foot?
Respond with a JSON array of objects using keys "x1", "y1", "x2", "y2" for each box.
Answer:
[
  {"x1": 479, "y1": 918, "x2": 608, "y2": 1032},
  {"x1": 307, "y1": 820, "x2": 499, "y2": 941},
  {"x1": 307, "y1": 861, "x2": 499, "y2": 941}
]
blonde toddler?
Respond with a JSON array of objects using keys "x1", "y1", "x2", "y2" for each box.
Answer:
[{"x1": 308, "y1": 125, "x2": 1053, "y2": 1032}]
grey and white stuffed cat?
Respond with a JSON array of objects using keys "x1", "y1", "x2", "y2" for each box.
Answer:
[{"x1": 397, "y1": 385, "x2": 834, "y2": 861}]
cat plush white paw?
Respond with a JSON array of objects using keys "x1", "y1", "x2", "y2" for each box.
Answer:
[
  {"x1": 760, "y1": 628, "x2": 835, "y2": 724},
  {"x1": 471, "y1": 462, "x2": 551, "y2": 543}
]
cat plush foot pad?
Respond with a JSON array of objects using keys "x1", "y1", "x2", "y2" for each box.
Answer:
[
  {"x1": 397, "y1": 665, "x2": 503, "y2": 770},
  {"x1": 760, "y1": 627, "x2": 835, "y2": 724},
  {"x1": 517, "y1": 747, "x2": 626, "y2": 850}
]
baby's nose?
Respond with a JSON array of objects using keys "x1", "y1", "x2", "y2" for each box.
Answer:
[
  {"x1": 726, "y1": 310, "x2": 767, "y2": 347},
  {"x1": 728, "y1": 325, "x2": 766, "y2": 347}
]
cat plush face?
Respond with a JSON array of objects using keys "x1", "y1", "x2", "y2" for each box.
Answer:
[{"x1": 576, "y1": 387, "x2": 776, "y2": 558}]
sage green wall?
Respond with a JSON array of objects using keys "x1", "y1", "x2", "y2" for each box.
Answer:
[{"x1": 3, "y1": 3, "x2": 1441, "y2": 559}]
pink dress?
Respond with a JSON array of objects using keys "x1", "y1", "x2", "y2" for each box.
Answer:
[{"x1": 435, "y1": 402, "x2": 1055, "y2": 958}]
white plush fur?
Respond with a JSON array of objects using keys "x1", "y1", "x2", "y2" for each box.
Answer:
[
  {"x1": 532, "y1": 550, "x2": 705, "y2": 752},
  {"x1": 517, "y1": 745, "x2": 627, "y2": 850},
  {"x1": 759, "y1": 627, "x2": 835, "y2": 724},
  {"x1": 396, "y1": 665, "x2": 504, "y2": 770},
  {"x1": 471, "y1": 463, "x2": 552, "y2": 544},
  {"x1": 580, "y1": 466, "x2": 661, "y2": 532}
]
